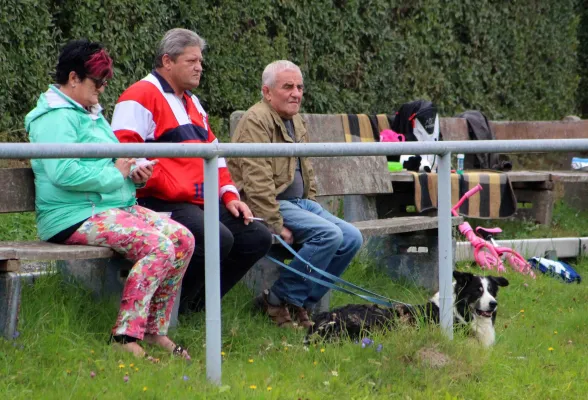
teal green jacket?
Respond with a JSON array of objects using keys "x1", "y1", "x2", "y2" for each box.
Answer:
[{"x1": 25, "y1": 85, "x2": 136, "y2": 240}]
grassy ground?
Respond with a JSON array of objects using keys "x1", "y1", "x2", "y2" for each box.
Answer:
[
  {"x1": 1, "y1": 258, "x2": 586, "y2": 399},
  {"x1": 0, "y1": 212, "x2": 36, "y2": 241},
  {"x1": 471, "y1": 201, "x2": 588, "y2": 239},
  {"x1": 1, "y1": 203, "x2": 587, "y2": 399}
]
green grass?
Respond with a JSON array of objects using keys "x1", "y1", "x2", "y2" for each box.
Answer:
[
  {"x1": 471, "y1": 201, "x2": 588, "y2": 239},
  {"x1": 1, "y1": 255, "x2": 587, "y2": 399},
  {"x1": 0, "y1": 212, "x2": 36, "y2": 241},
  {"x1": 1, "y1": 203, "x2": 588, "y2": 399}
]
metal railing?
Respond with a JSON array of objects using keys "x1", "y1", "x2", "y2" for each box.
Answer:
[{"x1": 2, "y1": 138, "x2": 588, "y2": 384}]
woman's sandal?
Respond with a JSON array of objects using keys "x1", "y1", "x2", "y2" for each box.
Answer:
[
  {"x1": 109, "y1": 334, "x2": 160, "y2": 363},
  {"x1": 172, "y1": 344, "x2": 191, "y2": 361},
  {"x1": 145, "y1": 335, "x2": 192, "y2": 361}
]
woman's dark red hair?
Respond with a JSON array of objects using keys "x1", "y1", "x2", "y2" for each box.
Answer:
[
  {"x1": 85, "y1": 49, "x2": 113, "y2": 80},
  {"x1": 54, "y1": 39, "x2": 113, "y2": 84}
]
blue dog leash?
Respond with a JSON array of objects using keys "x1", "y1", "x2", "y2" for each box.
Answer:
[{"x1": 267, "y1": 234, "x2": 410, "y2": 307}]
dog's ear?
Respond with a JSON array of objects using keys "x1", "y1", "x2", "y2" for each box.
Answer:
[
  {"x1": 453, "y1": 270, "x2": 473, "y2": 283},
  {"x1": 490, "y1": 276, "x2": 509, "y2": 287}
]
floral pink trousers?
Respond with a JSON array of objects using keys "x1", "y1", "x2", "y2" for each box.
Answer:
[{"x1": 65, "y1": 205, "x2": 194, "y2": 339}]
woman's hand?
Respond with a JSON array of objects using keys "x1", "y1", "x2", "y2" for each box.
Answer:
[
  {"x1": 114, "y1": 158, "x2": 136, "y2": 179},
  {"x1": 131, "y1": 160, "x2": 158, "y2": 184}
]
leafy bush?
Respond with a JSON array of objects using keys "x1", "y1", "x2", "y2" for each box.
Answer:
[
  {"x1": 578, "y1": 0, "x2": 588, "y2": 117},
  {"x1": 0, "y1": 0, "x2": 57, "y2": 140},
  {"x1": 52, "y1": 0, "x2": 184, "y2": 120},
  {"x1": 0, "y1": 1, "x2": 582, "y2": 143}
]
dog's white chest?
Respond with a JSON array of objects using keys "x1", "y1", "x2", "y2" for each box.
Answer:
[{"x1": 471, "y1": 317, "x2": 495, "y2": 347}]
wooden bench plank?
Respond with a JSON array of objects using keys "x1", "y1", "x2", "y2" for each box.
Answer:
[
  {"x1": 312, "y1": 155, "x2": 392, "y2": 196},
  {"x1": 388, "y1": 171, "x2": 416, "y2": 183},
  {"x1": 0, "y1": 241, "x2": 114, "y2": 261},
  {"x1": 427, "y1": 118, "x2": 588, "y2": 142},
  {"x1": 352, "y1": 216, "x2": 463, "y2": 237},
  {"x1": 505, "y1": 171, "x2": 551, "y2": 182},
  {"x1": 439, "y1": 117, "x2": 469, "y2": 141},
  {"x1": 550, "y1": 171, "x2": 588, "y2": 183},
  {"x1": 491, "y1": 120, "x2": 588, "y2": 140}
]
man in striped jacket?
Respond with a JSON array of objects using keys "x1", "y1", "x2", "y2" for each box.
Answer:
[{"x1": 111, "y1": 28, "x2": 272, "y2": 314}]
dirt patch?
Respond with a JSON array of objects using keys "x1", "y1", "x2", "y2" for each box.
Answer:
[{"x1": 416, "y1": 346, "x2": 451, "y2": 368}]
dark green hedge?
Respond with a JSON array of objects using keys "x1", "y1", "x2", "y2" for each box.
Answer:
[
  {"x1": 0, "y1": 0, "x2": 56, "y2": 142},
  {"x1": 0, "y1": 0, "x2": 582, "y2": 142},
  {"x1": 578, "y1": 0, "x2": 588, "y2": 117}
]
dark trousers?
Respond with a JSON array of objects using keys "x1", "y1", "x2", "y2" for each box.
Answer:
[{"x1": 138, "y1": 197, "x2": 273, "y2": 314}]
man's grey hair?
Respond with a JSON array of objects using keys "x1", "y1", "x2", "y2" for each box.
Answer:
[
  {"x1": 154, "y1": 28, "x2": 206, "y2": 68},
  {"x1": 261, "y1": 60, "x2": 302, "y2": 89}
]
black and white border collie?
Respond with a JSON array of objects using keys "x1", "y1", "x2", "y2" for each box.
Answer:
[{"x1": 307, "y1": 271, "x2": 509, "y2": 347}]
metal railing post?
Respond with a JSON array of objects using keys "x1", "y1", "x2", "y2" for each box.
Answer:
[
  {"x1": 437, "y1": 152, "x2": 454, "y2": 339},
  {"x1": 204, "y1": 156, "x2": 222, "y2": 384}
]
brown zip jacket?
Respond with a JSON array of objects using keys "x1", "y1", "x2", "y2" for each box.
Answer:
[{"x1": 228, "y1": 100, "x2": 317, "y2": 233}]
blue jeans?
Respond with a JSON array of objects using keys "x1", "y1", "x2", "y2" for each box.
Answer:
[{"x1": 270, "y1": 198, "x2": 363, "y2": 308}]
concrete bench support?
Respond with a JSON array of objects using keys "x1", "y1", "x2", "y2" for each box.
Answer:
[
  {"x1": 0, "y1": 270, "x2": 49, "y2": 339},
  {"x1": 1, "y1": 259, "x2": 182, "y2": 340}
]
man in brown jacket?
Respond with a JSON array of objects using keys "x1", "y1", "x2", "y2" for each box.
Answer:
[{"x1": 228, "y1": 60, "x2": 363, "y2": 328}]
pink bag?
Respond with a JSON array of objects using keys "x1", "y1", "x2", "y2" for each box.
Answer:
[{"x1": 379, "y1": 129, "x2": 405, "y2": 142}]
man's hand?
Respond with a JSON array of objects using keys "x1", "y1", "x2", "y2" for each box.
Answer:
[
  {"x1": 280, "y1": 226, "x2": 294, "y2": 244},
  {"x1": 226, "y1": 200, "x2": 254, "y2": 224}
]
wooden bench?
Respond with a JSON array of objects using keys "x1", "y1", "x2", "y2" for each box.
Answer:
[
  {"x1": 229, "y1": 112, "x2": 463, "y2": 312},
  {"x1": 381, "y1": 117, "x2": 588, "y2": 225},
  {"x1": 0, "y1": 168, "x2": 176, "y2": 340}
]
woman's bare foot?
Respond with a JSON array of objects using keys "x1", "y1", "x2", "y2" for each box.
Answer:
[
  {"x1": 143, "y1": 334, "x2": 191, "y2": 360},
  {"x1": 110, "y1": 335, "x2": 159, "y2": 363}
]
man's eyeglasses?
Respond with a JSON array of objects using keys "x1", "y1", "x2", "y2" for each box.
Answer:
[{"x1": 88, "y1": 76, "x2": 108, "y2": 89}]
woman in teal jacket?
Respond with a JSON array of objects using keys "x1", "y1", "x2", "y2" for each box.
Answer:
[{"x1": 25, "y1": 39, "x2": 195, "y2": 360}]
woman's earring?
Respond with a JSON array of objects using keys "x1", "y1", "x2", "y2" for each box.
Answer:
[{"x1": 71, "y1": 84, "x2": 76, "y2": 88}]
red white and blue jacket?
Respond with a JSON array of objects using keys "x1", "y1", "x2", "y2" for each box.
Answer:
[{"x1": 111, "y1": 71, "x2": 239, "y2": 205}]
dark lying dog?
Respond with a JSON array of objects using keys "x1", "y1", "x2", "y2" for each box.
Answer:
[{"x1": 307, "y1": 271, "x2": 509, "y2": 347}]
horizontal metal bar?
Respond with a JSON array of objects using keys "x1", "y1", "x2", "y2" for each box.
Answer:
[{"x1": 2, "y1": 139, "x2": 588, "y2": 159}]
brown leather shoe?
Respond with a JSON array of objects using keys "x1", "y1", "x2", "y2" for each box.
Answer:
[
  {"x1": 253, "y1": 290, "x2": 297, "y2": 328},
  {"x1": 290, "y1": 305, "x2": 314, "y2": 329}
]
